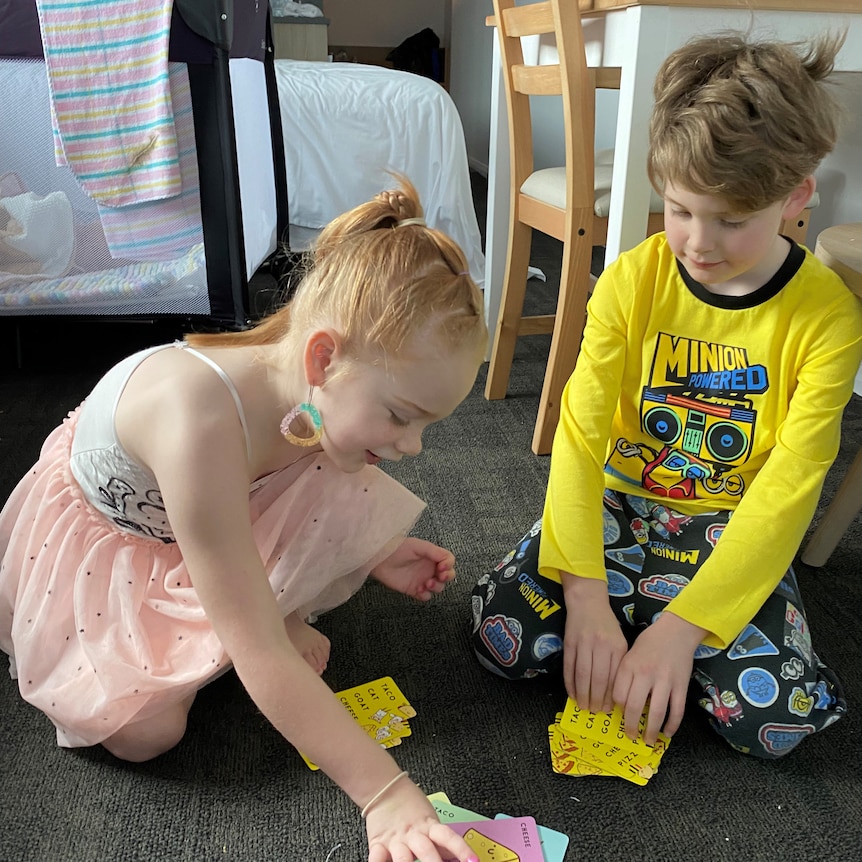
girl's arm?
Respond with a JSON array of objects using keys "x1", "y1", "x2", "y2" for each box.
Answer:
[{"x1": 120, "y1": 365, "x2": 475, "y2": 862}]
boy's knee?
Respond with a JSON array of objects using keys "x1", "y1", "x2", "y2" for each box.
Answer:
[
  {"x1": 470, "y1": 580, "x2": 564, "y2": 681},
  {"x1": 470, "y1": 520, "x2": 565, "y2": 680},
  {"x1": 708, "y1": 710, "x2": 840, "y2": 760},
  {"x1": 696, "y1": 677, "x2": 846, "y2": 760}
]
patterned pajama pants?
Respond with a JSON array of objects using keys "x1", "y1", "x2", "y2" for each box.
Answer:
[{"x1": 470, "y1": 490, "x2": 845, "y2": 759}]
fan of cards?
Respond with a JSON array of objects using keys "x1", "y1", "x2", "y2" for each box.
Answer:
[
  {"x1": 548, "y1": 698, "x2": 671, "y2": 785},
  {"x1": 429, "y1": 792, "x2": 570, "y2": 862},
  {"x1": 300, "y1": 676, "x2": 416, "y2": 770}
]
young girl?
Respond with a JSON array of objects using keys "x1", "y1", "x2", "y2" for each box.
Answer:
[{"x1": 0, "y1": 180, "x2": 486, "y2": 862}]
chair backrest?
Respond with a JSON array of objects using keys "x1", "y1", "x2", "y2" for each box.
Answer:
[{"x1": 492, "y1": 0, "x2": 612, "y2": 216}]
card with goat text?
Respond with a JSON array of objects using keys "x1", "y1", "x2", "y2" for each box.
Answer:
[
  {"x1": 300, "y1": 676, "x2": 415, "y2": 770},
  {"x1": 550, "y1": 700, "x2": 670, "y2": 785}
]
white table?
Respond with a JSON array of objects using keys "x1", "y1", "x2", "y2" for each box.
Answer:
[{"x1": 484, "y1": 0, "x2": 862, "y2": 340}]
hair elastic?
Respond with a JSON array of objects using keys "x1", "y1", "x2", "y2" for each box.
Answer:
[
  {"x1": 396, "y1": 217, "x2": 426, "y2": 228},
  {"x1": 360, "y1": 771, "x2": 410, "y2": 819},
  {"x1": 280, "y1": 388, "x2": 323, "y2": 447}
]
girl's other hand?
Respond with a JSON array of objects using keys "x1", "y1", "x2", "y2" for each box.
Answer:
[
  {"x1": 365, "y1": 781, "x2": 478, "y2": 862},
  {"x1": 372, "y1": 537, "x2": 456, "y2": 601}
]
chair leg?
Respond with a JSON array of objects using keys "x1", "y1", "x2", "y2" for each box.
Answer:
[
  {"x1": 532, "y1": 221, "x2": 593, "y2": 455},
  {"x1": 485, "y1": 218, "x2": 533, "y2": 400},
  {"x1": 801, "y1": 446, "x2": 862, "y2": 567}
]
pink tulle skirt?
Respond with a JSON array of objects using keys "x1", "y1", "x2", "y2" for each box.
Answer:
[{"x1": 0, "y1": 409, "x2": 424, "y2": 747}]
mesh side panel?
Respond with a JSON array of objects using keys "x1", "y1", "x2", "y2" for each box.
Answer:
[{"x1": 0, "y1": 58, "x2": 211, "y2": 317}]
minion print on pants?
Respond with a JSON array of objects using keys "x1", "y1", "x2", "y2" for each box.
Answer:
[{"x1": 470, "y1": 491, "x2": 845, "y2": 759}]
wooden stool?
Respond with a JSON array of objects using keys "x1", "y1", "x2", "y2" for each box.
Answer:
[{"x1": 801, "y1": 224, "x2": 862, "y2": 567}]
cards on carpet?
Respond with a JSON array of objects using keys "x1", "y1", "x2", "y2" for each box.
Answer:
[
  {"x1": 429, "y1": 792, "x2": 569, "y2": 862},
  {"x1": 548, "y1": 698, "x2": 670, "y2": 785},
  {"x1": 300, "y1": 676, "x2": 416, "y2": 770}
]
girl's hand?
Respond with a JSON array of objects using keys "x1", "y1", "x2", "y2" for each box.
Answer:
[
  {"x1": 561, "y1": 573, "x2": 628, "y2": 713},
  {"x1": 365, "y1": 780, "x2": 478, "y2": 862},
  {"x1": 371, "y1": 537, "x2": 456, "y2": 601},
  {"x1": 612, "y1": 611, "x2": 707, "y2": 745}
]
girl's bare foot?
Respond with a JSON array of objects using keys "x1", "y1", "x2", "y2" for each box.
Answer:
[{"x1": 284, "y1": 612, "x2": 330, "y2": 674}]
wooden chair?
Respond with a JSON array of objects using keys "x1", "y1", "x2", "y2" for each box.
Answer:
[
  {"x1": 780, "y1": 190, "x2": 819, "y2": 246},
  {"x1": 484, "y1": 0, "x2": 664, "y2": 455},
  {"x1": 801, "y1": 223, "x2": 862, "y2": 567}
]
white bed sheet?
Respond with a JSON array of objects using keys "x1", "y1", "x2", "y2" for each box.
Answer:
[{"x1": 274, "y1": 60, "x2": 485, "y2": 290}]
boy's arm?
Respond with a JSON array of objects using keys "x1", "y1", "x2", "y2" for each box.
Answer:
[
  {"x1": 540, "y1": 268, "x2": 630, "y2": 587},
  {"x1": 540, "y1": 265, "x2": 633, "y2": 710},
  {"x1": 667, "y1": 297, "x2": 862, "y2": 649}
]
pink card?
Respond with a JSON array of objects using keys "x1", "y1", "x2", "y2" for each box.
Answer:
[{"x1": 445, "y1": 816, "x2": 545, "y2": 861}]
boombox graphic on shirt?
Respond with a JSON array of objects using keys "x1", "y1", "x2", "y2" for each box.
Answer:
[
  {"x1": 607, "y1": 332, "x2": 768, "y2": 502},
  {"x1": 640, "y1": 388, "x2": 755, "y2": 468}
]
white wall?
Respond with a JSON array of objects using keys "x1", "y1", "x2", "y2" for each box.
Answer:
[
  {"x1": 325, "y1": 0, "x2": 448, "y2": 48},
  {"x1": 449, "y1": 0, "x2": 495, "y2": 173}
]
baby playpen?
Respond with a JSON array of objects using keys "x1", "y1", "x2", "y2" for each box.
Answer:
[{"x1": 0, "y1": 0, "x2": 288, "y2": 329}]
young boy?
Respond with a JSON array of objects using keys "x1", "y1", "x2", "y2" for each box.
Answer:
[{"x1": 471, "y1": 33, "x2": 862, "y2": 758}]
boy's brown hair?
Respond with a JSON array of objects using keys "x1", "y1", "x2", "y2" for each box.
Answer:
[{"x1": 648, "y1": 33, "x2": 844, "y2": 212}]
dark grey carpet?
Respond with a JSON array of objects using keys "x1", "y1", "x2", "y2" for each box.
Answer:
[{"x1": 1, "y1": 174, "x2": 861, "y2": 861}]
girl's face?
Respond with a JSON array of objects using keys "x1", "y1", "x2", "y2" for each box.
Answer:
[
  {"x1": 313, "y1": 342, "x2": 480, "y2": 474},
  {"x1": 662, "y1": 181, "x2": 797, "y2": 296}
]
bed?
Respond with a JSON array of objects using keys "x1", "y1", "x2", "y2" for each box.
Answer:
[{"x1": 274, "y1": 60, "x2": 485, "y2": 291}]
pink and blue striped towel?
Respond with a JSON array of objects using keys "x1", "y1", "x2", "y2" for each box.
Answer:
[{"x1": 36, "y1": 0, "x2": 182, "y2": 207}]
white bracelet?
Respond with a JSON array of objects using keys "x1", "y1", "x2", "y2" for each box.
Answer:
[{"x1": 360, "y1": 770, "x2": 410, "y2": 819}]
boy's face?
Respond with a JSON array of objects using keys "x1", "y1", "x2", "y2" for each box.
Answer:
[{"x1": 662, "y1": 182, "x2": 794, "y2": 296}]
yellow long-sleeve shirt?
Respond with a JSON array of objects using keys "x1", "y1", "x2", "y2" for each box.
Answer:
[{"x1": 539, "y1": 234, "x2": 862, "y2": 648}]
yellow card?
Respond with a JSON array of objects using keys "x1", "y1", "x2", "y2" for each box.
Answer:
[
  {"x1": 571, "y1": 735, "x2": 657, "y2": 786},
  {"x1": 559, "y1": 698, "x2": 670, "y2": 756},
  {"x1": 462, "y1": 828, "x2": 521, "y2": 862},
  {"x1": 335, "y1": 676, "x2": 417, "y2": 727},
  {"x1": 299, "y1": 676, "x2": 416, "y2": 770},
  {"x1": 549, "y1": 710, "x2": 670, "y2": 785},
  {"x1": 547, "y1": 721, "x2": 608, "y2": 777}
]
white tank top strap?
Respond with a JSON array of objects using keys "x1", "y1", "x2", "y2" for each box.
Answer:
[{"x1": 174, "y1": 341, "x2": 253, "y2": 460}]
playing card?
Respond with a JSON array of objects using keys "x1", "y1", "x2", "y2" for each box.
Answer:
[
  {"x1": 299, "y1": 676, "x2": 416, "y2": 770},
  {"x1": 495, "y1": 814, "x2": 570, "y2": 862},
  {"x1": 559, "y1": 697, "x2": 670, "y2": 757},
  {"x1": 448, "y1": 817, "x2": 545, "y2": 862},
  {"x1": 550, "y1": 704, "x2": 670, "y2": 785}
]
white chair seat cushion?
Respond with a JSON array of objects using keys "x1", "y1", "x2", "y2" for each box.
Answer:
[
  {"x1": 520, "y1": 149, "x2": 664, "y2": 216},
  {"x1": 521, "y1": 148, "x2": 819, "y2": 218}
]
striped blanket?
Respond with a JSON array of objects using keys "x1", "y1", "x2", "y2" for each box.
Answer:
[{"x1": 35, "y1": 0, "x2": 180, "y2": 207}]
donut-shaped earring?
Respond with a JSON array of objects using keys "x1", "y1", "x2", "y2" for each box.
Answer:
[{"x1": 280, "y1": 392, "x2": 323, "y2": 446}]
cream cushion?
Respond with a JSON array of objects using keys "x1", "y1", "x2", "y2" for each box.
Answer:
[{"x1": 521, "y1": 148, "x2": 819, "y2": 218}]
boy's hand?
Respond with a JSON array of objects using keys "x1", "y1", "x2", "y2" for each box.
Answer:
[
  {"x1": 371, "y1": 537, "x2": 456, "y2": 601},
  {"x1": 612, "y1": 611, "x2": 707, "y2": 745},
  {"x1": 365, "y1": 780, "x2": 478, "y2": 862},
  {"x1": 561, "y1": 573, "x2": 628, "y2": 713}
]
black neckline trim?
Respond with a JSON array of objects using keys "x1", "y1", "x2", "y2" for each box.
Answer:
[{"x1": 677, "y1": 238, "x2": 805, "y2": 309}]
